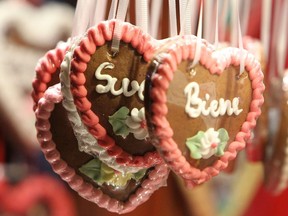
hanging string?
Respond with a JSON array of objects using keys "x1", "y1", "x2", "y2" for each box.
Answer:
[
  {"x1": 190, "y1": 0, "x2": 199, "y2": 35},
  {"x1": 219, "y1": 0, "x2": 229, "y2": 42},
  {"x1": 240, "y1": 0, "x2": 251, "y2": 37},
  {"x1": 238, "y1": 6, "x2": 245, "y2": 76},
  {"x1": 179, "y1": 0, "x2": 187, "y2": 35},
  {"x1": 260, "y1": 0, "x2": 272, "y2": 62},
  {"x1": 150, "y1": 0, "x2": 163, "y2": 38},
  {"x1": 168, "y1": 0, "x2": 178, "y2": 37},
  {"x1": 108, "y1": 0, "x2": 119, "y2": 20},
  {"x1": 203, "y1": 0, "x2": 214, "y2": 42},
  {"x1": 230, "y1": 0, "x2": 238, "y2": 47},
  {"x1": 183, "y1": 0, "x2": 193, "y2": 35},
  {"x1": 135, "y1": 0, "x2": 149, "y2": 33},
  {"x1": 93, "y1": 0, "x2": 108, "y2": 26},
  {"x1": 214, "y1": 0, "x2": 219, "y2": 48},
  {"x1": 276, "y1": 0, "x2": 288, "y2": 77},
  {"x1": 190, "y1": 0, "x2": 203, "y2": 68},
  {"x1": 71, "y1": 0, "x2": 91, "y2": 37},
  {"x1": 269, "y1": 0, "x2": 282, "y2": 77},
  {"x1": 88, "y1": 0, "x2": 98, "y2": 28},
  {"x1": 111, "y1": 0, "x2": 130, "y2": 54}
]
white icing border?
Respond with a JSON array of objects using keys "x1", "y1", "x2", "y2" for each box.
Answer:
[{"x1": 59, "y1": 37, "x2": 144, "y2": 173}]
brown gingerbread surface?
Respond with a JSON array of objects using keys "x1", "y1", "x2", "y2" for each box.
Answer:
[
  {"x1": 83, "y1": 42, "x2": 155, "y2": 155},
  {"x1": 50, "y1": 103, "x2": 143, "y2": 202},
  {"x1": 166, "y1": 62, "x2": 252, "y2": 169}
]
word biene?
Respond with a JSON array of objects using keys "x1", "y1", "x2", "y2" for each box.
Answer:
[{"x1": 184, "y1": 82, "x2": 243, "y2": 118}]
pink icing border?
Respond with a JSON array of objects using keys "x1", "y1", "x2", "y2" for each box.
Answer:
[
  {"x1": 147, "y1": 35, "x2": 265, "y2": 186},
  {"x1": 35, "y1": 84, "x2": 169, "y2": 214},
  {"x1": 70, "y1": 20, "x2": 161, "y2": 168},
  {"x1": 32, "y1": 43, "x2": 68, "y2": 111}
]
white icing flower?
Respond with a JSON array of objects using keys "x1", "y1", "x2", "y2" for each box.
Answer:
[
  {"x1": 125, "y1": 107, "x2": 148, "y2": 140},
  {"x1": 199, "y1": 128, "x2": 221, "y2": 159}
]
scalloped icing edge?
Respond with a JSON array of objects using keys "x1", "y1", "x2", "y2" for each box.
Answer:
[
  {"x1": 60, "y1": 37, "x2": 149, "y2": 173},
  {"x1": 32, "y1": 41, "x2": 69, "y2": 111},
  {"x1": 35, "y1": 84, "x2": 170, "y2": 214},
  {"x1": 70, "y1": 19, "x2": 161, "y2": 168},
  {"x1": 146, "y1": 35, "x2": 265, "y2": 186}
]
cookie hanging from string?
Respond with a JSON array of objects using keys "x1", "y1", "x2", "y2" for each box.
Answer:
[
  {"x1": 67, "y1": 20, "x2": 161, "y2": 169},
  {"x1": 145, "y1": 35, "x2": 265, "y2": 186},
  {"x1": 243, "y1": 36, "x2": 269, "y2": 162},
  {"x1": 264, "y1": 70, "x2": 288, "y2": 194}
]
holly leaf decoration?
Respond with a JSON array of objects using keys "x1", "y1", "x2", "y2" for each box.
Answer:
[
  {"x1": 186, "y1": 131, "x2": 205, "y2": 159},
  {"x1": 215, "y1": 128, "x2": 229, "y2": 157},
  {"x1": 108, "y1": 106, "x2": 130, "y2": 138},
  {"x1": 79, "y1": 158, "x2": 102, "y2": 182}
]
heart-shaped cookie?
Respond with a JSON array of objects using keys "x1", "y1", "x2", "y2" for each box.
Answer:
[
  {"x1": 68, "y1": 20, "x2": 161, "y2": 168},
  {"x1": 35, "y1": 84, "x2": 169, "y2": 214},
  {"x1": 243, "y1": 36, "x2": 268, "y2": 162},
  {"x1": 145, "y1": 35, "x2": 264, "y2": 186},
  {"x1": 264, "y1": 70, "x2": 288, "y2": 194},
  {"x1": 32, "y1": 42, "x2": 68, "y2": 110}
]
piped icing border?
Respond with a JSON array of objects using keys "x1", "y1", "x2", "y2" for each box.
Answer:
[
  {"x1": 32, "y1": 41, "x2": 68, "y2": 110},
  {"x1": 146, "y1": 35, "x2": 265, "y2": 186},
  {"x1": 35, "y1": 84, "x2": 169, "y2": 214},
  {"x1": 70, "y1": 20, "x2": 161, "y2": 168},
  {"x1": 60, "y1": 38, "x2": 147, "y2": 173}
]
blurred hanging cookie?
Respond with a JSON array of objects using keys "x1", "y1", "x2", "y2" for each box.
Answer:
[
  {"x1": 264, "y1": 70, "x2": 288, "y2": 194},
  {"x1": 145, "y1": 35, "x2": 265, "y2": 186},
  {"x1": 243, "y1": 36, "x2": 269, "y2": 162}
]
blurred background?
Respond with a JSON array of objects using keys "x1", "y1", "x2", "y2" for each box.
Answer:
[{"x1": 1, "y1": 0, "x2": 288, "y2": 215}]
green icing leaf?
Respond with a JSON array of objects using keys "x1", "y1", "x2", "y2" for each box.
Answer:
[
  {"x1": 133, "y1": 169, "x2": 147, "y2": 181},
  {"x1": 186, "y1": 131, "x2": 205, "y2": 159},
  {"x1": 108, "y1": 106, "x2": 130, "y2": 138},
  {"x1": 79, "y1": 158, "x2": 147, "y2": 187},
  {"x1": 79, "y1": 158, "x2": 102, "y2": 181},
  {"x1": 185, "y1": 128, "x2": 230, "y2": 159},
  {"x1": 215, "y1": 128, "x2": 229, "y2": 157}
]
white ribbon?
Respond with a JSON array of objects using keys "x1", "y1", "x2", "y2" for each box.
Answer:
[
  {"x1": 135, "y1": 0, "x2": 149, "y2": 33},
  {"x1": 111, "y1": 0, "x2": 130, "y2": 54},
  {"x1": 150, "y1": 0, "x2": 163, "y2": 38},
  {"x1": 71, "y1": 0, "x2": 92, "y2": 37},
  {"x1": 168, "y1": 0, "x2": 177, "y2": 37},
  {"x1": 260, "y1": 0, "x2": 272, "y2": 61},
  {"x1": 191, "y1": 0, "x2": 203, "y2": 68}
]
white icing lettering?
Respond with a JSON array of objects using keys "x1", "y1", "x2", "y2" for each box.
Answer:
[
  {"x1": 184, "y1": 82, "x2": 243, "y2": 118},
  {"x1": 95, "y1": 62, "x2": 144, "y2": 101}
]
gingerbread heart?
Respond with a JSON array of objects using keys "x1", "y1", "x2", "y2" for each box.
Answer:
[
  {"x1": 35, "y1": 84, "x2": 169, "y2": 214},
  {"x1": 145, "y1": 35, "x2": 264, "y2": 186},
  {"x1": 32, "y1": 41, "x2": 68, "y2": 110},
  {"x1": 264, "y1": 70, "x2": 288, "y2": 194},
  {"x1": 243, "y1": 36, "x2": 269, "y2": 162},
  {"x1": 68, "y1": 20, "x2": 161, "y2": 168}
]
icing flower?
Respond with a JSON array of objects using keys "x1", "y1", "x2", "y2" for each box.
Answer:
[
  {"x1": 79, "y1": 158, "x2": 146, "y2": 188},
  {"x1": 125, "y1": 108, "x2": 148, "y2": 140},
  {"x1": 186, "y1": 128, "x2": 229, "y2": 159},
  {"x1": 108, "y1": 106, "x2": 148, "y2": 140}
]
